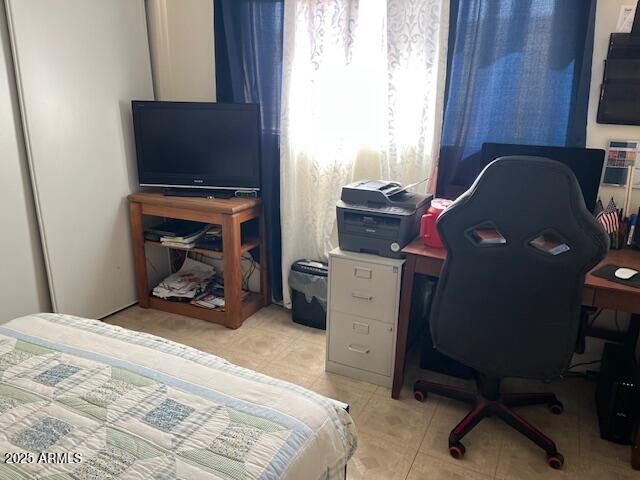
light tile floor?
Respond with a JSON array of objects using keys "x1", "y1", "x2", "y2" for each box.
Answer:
[{"x1": 105, "y1": 304, "x2": 637, "y2": 480}]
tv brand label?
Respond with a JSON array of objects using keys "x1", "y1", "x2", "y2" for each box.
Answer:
[{"x1": 193, "y1": 179, "x2": 204, "y2": 183}]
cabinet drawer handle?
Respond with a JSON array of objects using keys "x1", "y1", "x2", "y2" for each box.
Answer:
[
  {"x1": 354, "y1": 267, "x2": 372, "y2": 279},
  {"x1": 352, "y1": 322, "x2": 370, "y2": 334},
  {"x1": 352, "y1": 291, "x2": 374, "y2": 301},
  {"x1": 348, "y1": 344, "x2": 370, "y2": 354}
]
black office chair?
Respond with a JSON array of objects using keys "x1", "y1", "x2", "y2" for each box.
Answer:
[{"x1": 414, "y1": 156, "x2": 609, "y2": 469}]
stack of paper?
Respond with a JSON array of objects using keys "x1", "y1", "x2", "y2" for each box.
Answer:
[
  {"x1": 190, "y1": 281, "x2": 224, "y2": 309},
  {"x1": 189, "y1": 284, "x2": 249, "y2": 310},
  {"x1": 152, "y1": 258, "x2": 216, "y2": 300},
  {"x1": 160, "y1": 223, "x2": 210, "y2": 250},
  {"x1": 144, "y1": 219, "x2": 200, "y2": 242}
]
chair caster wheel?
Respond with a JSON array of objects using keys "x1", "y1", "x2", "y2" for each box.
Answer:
[
  {"x1": 547, "y1": 453, "x2": 564, "y2": 469},
  {"x1": 414, "y1": 391, "x2": 427, "y2": 402},
  {"x1": 449, "y1": 442, "x2": 465, "y2": 459},
  {"x1": 548, "y1": 401, "x2": 564, "y2": 415}
]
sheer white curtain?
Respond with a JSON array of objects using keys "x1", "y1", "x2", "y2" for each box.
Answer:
[{"x1": 280, "y1": 0, "x2": 449, "y2": 306}]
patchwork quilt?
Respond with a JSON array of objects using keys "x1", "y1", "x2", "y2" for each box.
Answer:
[{"x1": 0, "y1": 314, "x2": 357, "y2": 479}]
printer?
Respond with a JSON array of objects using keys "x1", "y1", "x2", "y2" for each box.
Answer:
[{"x1": 337, "y1": 180, "x2": 432, "y2": 258}]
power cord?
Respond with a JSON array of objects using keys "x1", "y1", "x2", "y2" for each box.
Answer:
[
  {"x1": 240, "y1": 253, "x2": 258, "y2": 291},
  {"x1": 588, "y1": 308, "x2": 603, "y2": 328}
]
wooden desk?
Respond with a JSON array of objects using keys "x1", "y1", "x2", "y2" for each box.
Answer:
[
  {"x1": 128, "y1": 193, "x2": 270, "y2": 329},
  {"x1": 393, "y1": 237, "x2": 640, "y2": 470}
]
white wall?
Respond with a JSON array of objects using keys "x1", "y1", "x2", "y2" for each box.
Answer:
[
  {"x1": 0, "y1": 6, "x2": 50, "y2": 319},
  {"x1": 146, "y1": 0, "x2": 216, "y2": 101},
  {"x1": 589, "y1": 0, "x2": 640, "y2": 213}
]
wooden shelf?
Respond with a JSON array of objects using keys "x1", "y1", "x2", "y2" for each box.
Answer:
[
  {"x1": 129, "y1": 192, "x2": 270, "y2": 329},
  {"x1": 144, "y1": 236, "x2": 260, "y2": 259},
  {"x1": 128, "y1": 192, "x2": 260, "y2": 215},
  {"x1": 148, "y1": 296, "x2": 226, "y2": 323},
  {"x1": 148, "y1": 291, "x2": 262, "y2": 328},
  {"x1": 241, "y1": 292, "x2": 264, "y2": 319}
]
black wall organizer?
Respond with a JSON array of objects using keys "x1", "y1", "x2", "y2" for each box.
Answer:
[{"x1": 597, "y1": 7, "x2": 640, "y2": 126}]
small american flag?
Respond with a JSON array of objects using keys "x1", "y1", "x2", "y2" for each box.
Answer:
[{"x1": 596, "y1": 197, "x2": 620, "y2": 234}]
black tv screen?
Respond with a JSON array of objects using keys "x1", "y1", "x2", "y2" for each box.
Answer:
[
  {"x1": 132, "y1": 101, "x2": 260, "y2": 190},
  {"x1": 481, "y1": 143, "x2": 605, "y2": 213}
]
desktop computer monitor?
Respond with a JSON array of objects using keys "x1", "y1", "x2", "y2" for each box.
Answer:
[{"x1": 481, "y1": 143, "x2": 605, "y2": 213}]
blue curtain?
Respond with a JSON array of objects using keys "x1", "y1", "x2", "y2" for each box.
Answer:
[
  {"x1": 437, "y1": 0, "x2": 597, "y2": 195},
  {"x1": 214, "y1": 0, "x2": 284, "y2": 301}
]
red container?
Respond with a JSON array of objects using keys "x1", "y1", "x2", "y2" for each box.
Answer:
[{"x1": 420, "y1": 198, "x2": 453, "y2": 248}]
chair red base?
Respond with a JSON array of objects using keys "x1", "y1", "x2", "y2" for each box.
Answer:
[{"x1": 414, "y1": 377, "x2": 565, "y2": 469}]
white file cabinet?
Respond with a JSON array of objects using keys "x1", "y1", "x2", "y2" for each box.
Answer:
[{"x1": 326, "y1": 248, "x2": 404, "y2": 387}]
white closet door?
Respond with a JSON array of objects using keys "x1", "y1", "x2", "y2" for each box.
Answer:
[
  {"x1": 0, "y1": 6, "x2": 50, "y2": 320},
  {"x1": 5, "y1": 0, "x2": 154, "y2": 318}
]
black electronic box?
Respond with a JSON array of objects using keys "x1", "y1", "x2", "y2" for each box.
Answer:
[{"x1": 595, "y1": 342, "x2": 639, "y2": 444}]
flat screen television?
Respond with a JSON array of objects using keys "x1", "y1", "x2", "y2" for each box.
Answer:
[
  {"x1": 481, "y1": 143, "x2": 605, "y2": 213},
  {"x1": 132, "y1": 101, "x2": 261, "y2": 191}
]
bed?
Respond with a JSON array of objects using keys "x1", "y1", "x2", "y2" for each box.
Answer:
[{"x1": 0, "y1": 314, "x2": 357, "y2": 479}]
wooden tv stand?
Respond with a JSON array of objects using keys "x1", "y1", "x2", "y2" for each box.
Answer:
[{"x1": 128, "y1": 192, "x2": 270, "y2": 329}]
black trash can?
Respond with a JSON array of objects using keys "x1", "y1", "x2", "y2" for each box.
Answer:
[{"x1": 289, "y1": 260, "x2": 328, "y2": 330}]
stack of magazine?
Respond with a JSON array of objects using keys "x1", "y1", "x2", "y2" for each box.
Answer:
[
  {"x1": 144, "y1": 220, "x2": 210, "y2": 250},
  {"x1": 152, "y1": 258, "x2": 216, "y2": 301},
  {"x1": 161, "y1": 225, "x2": 209, "y2": 249},
  {"x1": 191, "y1": 282, "x2": 226, "y2": 310},
  {"x1": 190, "y1": 282, "x2": 250, "y2": 311}
]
